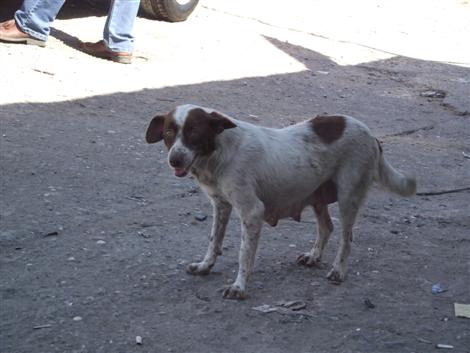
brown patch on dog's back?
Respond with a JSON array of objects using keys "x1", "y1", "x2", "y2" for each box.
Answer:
[{"x1": 311, "y1": 115, "x2": 346, "y2": 144}]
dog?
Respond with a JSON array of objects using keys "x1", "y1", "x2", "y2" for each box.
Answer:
[{"x1": 146, "y1": 104, "x2": 416, "y2": 299}]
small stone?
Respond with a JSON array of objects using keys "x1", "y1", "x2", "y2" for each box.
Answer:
[
  {"x1": 364, "y1": 298, "x2": 376, "y2": 309},
  {"x1": 96, "y1": 240, "x2": 106, "y2": 245},
  {"x1": 72, "y1": 316, "x2": 82, "y2": 321},
  {"x1": 195, "y1": 214, "x2": 207, "y2": 222},
  {"x1": 136, "y1": 336, "x2": 143, "y2": 345}
]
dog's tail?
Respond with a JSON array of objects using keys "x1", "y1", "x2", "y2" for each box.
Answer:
[{"x1": 375, "y1": 140, "x2": 417, "y2": 197}]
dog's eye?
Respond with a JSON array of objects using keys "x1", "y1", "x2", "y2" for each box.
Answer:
[{"x1": 164, "y1": 130, "x2": 175, "y2": 138}]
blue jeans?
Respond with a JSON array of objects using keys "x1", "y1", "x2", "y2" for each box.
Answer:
[{"x1": 14, "y1": 0, "x2": 140, "y2": 52}]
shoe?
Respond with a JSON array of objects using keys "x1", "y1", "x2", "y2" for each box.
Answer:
[
  {"x1": 0, "y1": 19, "x2": 15, "y2": 28},
  {"x1": 0, "y1": 19, "x2": 46, "y2": 47},
  {"x1": 81, "y1": 40, "x2": 132, "y2": 64}
]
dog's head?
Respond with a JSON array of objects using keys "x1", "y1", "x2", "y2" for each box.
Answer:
[{"x1": 146, "y1": 104, "x2": 237, "y2": 177}]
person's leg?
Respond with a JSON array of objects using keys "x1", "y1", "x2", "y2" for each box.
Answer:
[
  {"x1": 14, "y1": 0, "x2": 66, "y2": 41},
  {"x1": 103, "y1": 0, "x2": 140, "y2": 53}
]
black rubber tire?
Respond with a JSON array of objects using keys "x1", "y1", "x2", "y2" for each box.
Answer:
[{"x1": 140, "y1": 0, "x2": 199, "y2": 22}]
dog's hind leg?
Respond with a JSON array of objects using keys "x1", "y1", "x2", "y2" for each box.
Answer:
[
  {"x1": 187, "y1": 198, "x2": 232, "y2": 276},
  {"x1": 297, "y1": 204, "x2": 334, "y2": 267},
  {"x1": 223, "y1": 198, "x2": 264, "y2": 300},
  {"x1": 327, "y1": 172, "x2": 372, "y2": 283}
]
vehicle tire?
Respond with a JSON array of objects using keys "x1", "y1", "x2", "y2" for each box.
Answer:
[{"x1": 140, "y1": 0, "x2": 199, "y2": 22}]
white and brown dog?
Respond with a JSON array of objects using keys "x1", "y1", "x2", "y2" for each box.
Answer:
[{"x1": 146, "y1": 104, "x2": 416, "y2": 299}]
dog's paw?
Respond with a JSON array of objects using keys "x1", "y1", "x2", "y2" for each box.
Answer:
[
  {"x1": 222, "y1": 285, "x2": 246, "y2": 300},
  {"x1": 326, "y1": 268, "x2": 345, "y2": 284},
  {"x1": 296, "y1": 253, "x2": 322, "y2": 268},
  {"x1": 186, "y1": 262, "x2": 212, "y2": 276}
]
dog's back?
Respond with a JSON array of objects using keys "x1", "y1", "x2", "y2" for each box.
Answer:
[{"x1": 209, "y1": 114, "x2": 379, "y2": 211}]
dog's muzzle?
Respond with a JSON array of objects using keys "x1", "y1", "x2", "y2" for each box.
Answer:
[{"x1": 168, "y1": 146, "x2": 195, "y2": 177}]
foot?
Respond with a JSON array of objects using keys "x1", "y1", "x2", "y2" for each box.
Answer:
[
  {"x1": 223, "y1": 284, "x2": 246, "y2": 300},
  {"x1": 296, "y1": 253, "x2": 322, "y2": 267},
  {"x1": 186, "y1": 262, "x2": 213, "y2": 276},
  {"x1": 81, "y1": 40, "x2": 132, "y2": 64},
  {"x1": 0, "y1": 20, "x2": 15, "y2": 29},
  {"x1": 0, "y1": 19, "x2": 46, "y2": 47},
  {"x1": 326, "y1": 267, "x2": 345, "y2": 284}
]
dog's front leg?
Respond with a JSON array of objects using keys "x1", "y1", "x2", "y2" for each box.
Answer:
[
  {"x1": 223, "y1": 200, "x2": 264, "y2": 300},
  {"x1": 186, "y1": 198, "x2": 232, "y2": 276}
]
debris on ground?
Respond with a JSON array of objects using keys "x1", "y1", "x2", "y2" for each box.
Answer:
[
  {"x1": 136, "y1": 336, "x2": 143, "y2": 345},
  {"x1": 417, "y1": 338, "x2": 432, "y2": 344},
  {"x1": 138, "y1": 231, "x2": 151, "y2": 239},
  {"x1": 126, "y1": 195, "x2": 146, "y2": 202},
  {"x1": 43, "y1": 231, "x2": 59, "y2": 237},
  {"x1": 252, "y1": 304, "x2": 278, "y2": 313},
  {"x1": 276, "y1": 300, "x2": 307, "y2": 311},
  {"x1": 431, "y1": 283, "x2": 447, "y2": 294},
  {"x1": 252, "y1": 300, "x2": 310, "y2": 317},
  {"x1": 420, "y1": 89, "x2": 446, "y2": 99},
  {"x1": 435, "y1": 343, "x2": 454, "y2": 349},
  {"x1": 454, "y1": 303, "x2": 470, "y2": 319},
  {"x1": 364, "y1": 298, "x2": 376, "y2": 309}
]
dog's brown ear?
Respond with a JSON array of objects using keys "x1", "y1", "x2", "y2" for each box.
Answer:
[
  {"x1": 146, "y1": 115, "x2": 165, "y2": 143},
  {"x1": 209, "y1": 111, "x2": 237, "y2": 134}
]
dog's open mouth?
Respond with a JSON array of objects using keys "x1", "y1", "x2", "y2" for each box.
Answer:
[
  {"x1": 172, "y1": 157, "x2": 196, "y2": 178},
  {"x1": 173, "y1": 167, "x2": 189, "y2": 177}
]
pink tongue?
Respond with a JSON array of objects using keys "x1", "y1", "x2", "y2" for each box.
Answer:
[{"x1": 174, "y1": 168, "x2": 187, "y2": 177}]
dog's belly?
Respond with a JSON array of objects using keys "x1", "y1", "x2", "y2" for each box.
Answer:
[
  {"x1": 264, "y1": 202, "x2": 306, "y2": 226},
  {"x1": 262, "y1": 179, "x2": 337, "y2": 226}
]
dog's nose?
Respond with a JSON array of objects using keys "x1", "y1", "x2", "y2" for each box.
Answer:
[{"x1": 169, "y1": 157, "x2": 183, "y2": 168}]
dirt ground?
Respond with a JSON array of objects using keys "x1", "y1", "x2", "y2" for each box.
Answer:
[{"x1": 1, "y1": 0, "x2": 469, "y2": 352}]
